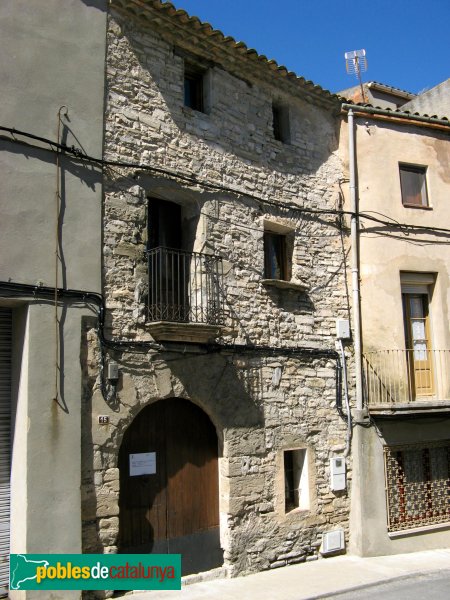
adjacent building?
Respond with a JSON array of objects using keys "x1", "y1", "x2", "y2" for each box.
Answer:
[
  {"x1": 0, "y1": 1, "x2": 107, "y2": 598},
  {"x1": 338, "y1": 81, "x2": 416, "y2": 109},
  {"x1": 402, "y1": 78, "x2": 450, "y2": 119},
  {"x1": 339, "y1": 101, "x2": 450, "y2": 555}
]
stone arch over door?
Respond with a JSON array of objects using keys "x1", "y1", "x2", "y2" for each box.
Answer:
[{"x1": 118, "y1": 397, "x2": 223, "y2": 575}]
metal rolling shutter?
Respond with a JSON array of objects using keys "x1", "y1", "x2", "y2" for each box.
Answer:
[{"x1": 0, "y1": 309, "x2": 12, "y2": 596}]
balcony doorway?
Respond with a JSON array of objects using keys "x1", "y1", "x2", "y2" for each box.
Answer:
[
  {"x1": 148, "y1": 198, "x2": 188, "y2": 322},
  {"x1": 402, "y1": 291, "x2": 434, "y2": 398},
  {"x1": 147, "y1": 198, "x2": 223, "y2": 326}
]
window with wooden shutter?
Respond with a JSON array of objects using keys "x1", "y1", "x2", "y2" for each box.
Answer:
[{"x1": 399, "y1": 164, "x2": 429, "y2": 207}]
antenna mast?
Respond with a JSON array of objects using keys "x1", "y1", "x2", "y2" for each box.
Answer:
[{"x1": 345, "y1": 49, "x2": 368, "y2": 102}]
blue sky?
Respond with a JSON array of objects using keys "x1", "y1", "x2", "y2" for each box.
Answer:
[{"x1": 167, "y1": 0, "x2": 450, "y2": 95}]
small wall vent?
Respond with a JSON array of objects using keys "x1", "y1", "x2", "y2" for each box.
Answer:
[{"x1": 321, "y1": 529, "x2": 345, "y2": 555}]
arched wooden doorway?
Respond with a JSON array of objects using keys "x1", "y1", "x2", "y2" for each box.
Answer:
[{"x1": 118, "y1": 398, "x2": 222, "y2": 575}]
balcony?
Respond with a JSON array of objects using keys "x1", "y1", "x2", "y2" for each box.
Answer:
[
  {"x1": 363, "y1": 349, "x2": 450, "y2": 413},
  {"x1": 147, "y1": 247, "x2": 224, "y2": 343}
]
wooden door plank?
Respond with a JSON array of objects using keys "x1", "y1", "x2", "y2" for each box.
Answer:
[
  {"x1": 166, "y1": 399, "x2": 219, "y2": 539},
  {"x1": 118, "y1": 402, "x2": 168, "y2": 550}
]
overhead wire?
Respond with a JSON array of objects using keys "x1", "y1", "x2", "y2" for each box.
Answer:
[{"x1": 2, "y1": 124, "x2": 450, "y2": 236}]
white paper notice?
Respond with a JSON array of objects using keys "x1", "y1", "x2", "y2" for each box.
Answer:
[{"x1": 129, "y1": 452, "x2": 156, "y2": 476}]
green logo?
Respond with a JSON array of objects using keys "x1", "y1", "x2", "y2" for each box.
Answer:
[{"x1": 9, "y1": 554, "x2": 181, "y2": 590}]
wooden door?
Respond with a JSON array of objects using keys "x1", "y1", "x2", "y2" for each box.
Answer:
[
  {"x1": 403, "y1": 294, "x2": 434, "y2": 397},
  {"x1": 118, "y1": 399, "x2": 222, "y2": 575}
]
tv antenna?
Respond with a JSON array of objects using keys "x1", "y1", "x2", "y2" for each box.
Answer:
[{"x1": 345, "y1": 49, "x2": 367, "y2": 102}]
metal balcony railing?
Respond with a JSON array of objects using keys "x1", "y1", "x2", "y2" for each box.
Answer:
[
  {"x1": 363, "y1": 349, "x2": 450, "y2": 407},
  {"x1": 147, "y1": 247, "x2": 224, "y2": 325}
]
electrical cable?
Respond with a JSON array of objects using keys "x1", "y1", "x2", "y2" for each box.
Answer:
[
  {"x1": 2, "y1": 125, "x2": 450, "y2": 237},
  {"x1": 0, "y1": 281, "x2": 339, "y2": 360},
  {"x1": 338, "y1": 339, "x2": 352, "y2": 458}
]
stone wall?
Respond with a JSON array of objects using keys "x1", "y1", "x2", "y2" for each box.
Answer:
[
  {"x1": 82, "y1": 341, "x2": 351, "y2": 576},
  {"x1": 81, "y1": 5, "x2": 353, "y2": 586}
]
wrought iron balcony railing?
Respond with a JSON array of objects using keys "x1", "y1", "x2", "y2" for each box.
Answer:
[
  {"x1": 147, "y1": 247, "x2": 224, "y2": 326},
  {"x1": 363, "y1": 349, "x2": 450, "y2": 408}
]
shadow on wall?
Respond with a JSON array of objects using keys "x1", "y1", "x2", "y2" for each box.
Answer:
[
  {"x1": 163, "y1": 352, "x2": 265, "y2": 429},
  {"x1": 80, "y1": 0, "x2": 107, "y2": 10},
  {"x1": 81, "y1": 342, "x2": 266, "y2": 557}
]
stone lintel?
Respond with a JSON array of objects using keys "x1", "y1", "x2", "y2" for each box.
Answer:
[{"x1": 261, "y1": 279, "x2": 310, "y2": 292}]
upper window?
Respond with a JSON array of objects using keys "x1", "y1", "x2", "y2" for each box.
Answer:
[
  {"x1": 184, "y1": 61, "x2": 206, "y2": 112},
  {"x1": 399, "y1": 164, "x2": 429, "y2": 207},
  {"x1": 272, "y1": 102, "x2": 290, "y2": 144}
]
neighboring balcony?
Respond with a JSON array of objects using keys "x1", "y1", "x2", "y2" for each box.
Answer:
[
  {"x1": 363, "y1": 349, "x2": 450, "y2": 413},
  {"x1": 147, "y1": 247, "x2": 225, "y2": 343}
]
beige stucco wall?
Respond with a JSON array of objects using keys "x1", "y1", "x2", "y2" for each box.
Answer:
[
  {"x1": 353, "y1": 119, "x2": 450, "y2": 352},
  {"x1": 339, "y1": 115, "x2": 450, "y2": 556}
]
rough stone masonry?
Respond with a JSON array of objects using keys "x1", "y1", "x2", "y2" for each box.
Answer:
[{"x1": 81, "y1": 4, "x2": 354, "y2": 589}]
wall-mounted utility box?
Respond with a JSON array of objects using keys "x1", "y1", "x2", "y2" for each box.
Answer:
[
  {"x1": 330, "y1": 456, "x2": 346, "y2": 491},
  {"x1": 321, "y1": 529, "x2": 345, "y2": 555},
  {"x1": 335, "y1": 318, "x2": 351, "y2": 340},
  {"x1": 107, "y1": 361, "x2": 119, "y2": 380}
]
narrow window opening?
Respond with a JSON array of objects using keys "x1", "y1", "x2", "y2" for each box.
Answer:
[
  {"x1": 284, "y1": 449, "x2": 309, "y2": 513},
  {"x1": 184, "y1": 61, "x2": 205, "y2": 112},
  {"x1": 272, "y1": 102, "x2": 290, "y2": 143},
  {"x1": 264, "y1": 231, "x2": 287, "y2": 280}
]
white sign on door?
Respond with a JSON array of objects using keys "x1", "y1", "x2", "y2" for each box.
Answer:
[{"x1": 129, "y1": 452, "x2": 156, "y2": 476}]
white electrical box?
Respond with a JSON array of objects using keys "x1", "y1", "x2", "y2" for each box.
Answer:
[
  {"x1": 107, "y1": 361, "x2": 119, "y2": 380},
  {"x1": 335, "y1": 318, "x2": 351, "y2": 340},
  {"x1": 330, "y1": 457, "x2": 346, "y2": 491},
  {"x1": 321, "y1": 529, "x2": 345, "y2": 555}
]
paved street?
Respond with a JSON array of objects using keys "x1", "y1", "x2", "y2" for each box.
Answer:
[
  {"x1": 129, "y1": 549, "x2": 450, "y2": 600},
  {"x1": 327, "y1": 571, "x2": 450, "y2": 600}
]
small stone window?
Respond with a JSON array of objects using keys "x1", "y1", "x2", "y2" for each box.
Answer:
[
  {"x1": 272, "y1": 102, "x2": 290, "y2": 143},
  {"x1": 184, "y1": 61, "x2": 206, "y2": 112},
  {"x1": 264, "y1": 231, "x2": 288, "y2": 280},
  {"x1": 261, "y1": 222, "x2": 307, "y2": 291},
  {"x1": 284, "y1": 449, "x2": 310, "y2": 513},
  {"x1": 399, "y1": 163, "x2": 429, "y2": 208}
]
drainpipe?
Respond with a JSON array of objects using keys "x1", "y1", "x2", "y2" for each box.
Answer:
[{"x1": 348, "y1": 109, "x2": 363, "y2": 411}]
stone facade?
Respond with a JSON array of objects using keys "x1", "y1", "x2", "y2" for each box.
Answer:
[{"x1": 81, "y1": 3, "x2": 353, "y2": 586}]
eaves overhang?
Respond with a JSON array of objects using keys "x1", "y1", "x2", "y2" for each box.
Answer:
[
  {"x1": 341, "y1": 101, "x2": 450, "y2": 130},
  {"x1": 110, "y1": 0, "x2": 342, "y2": 112},
  {"x1": 366, "y1": 81, "x2": 416, "y2": 100}
]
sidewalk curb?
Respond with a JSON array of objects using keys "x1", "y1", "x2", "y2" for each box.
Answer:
[{"x1": 304, "y1": 567, "x2": 450, "y2": 599}]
